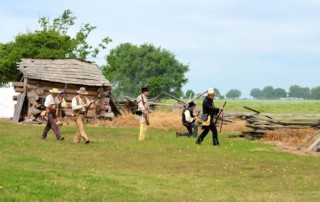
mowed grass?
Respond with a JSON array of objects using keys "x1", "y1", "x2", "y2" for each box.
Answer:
[
  {"x1": 0, "y1": 120, "x2": 319, "y2": 201},
  {"x1": 163, "y1": 99, "x2": 320, "y2": 114}
]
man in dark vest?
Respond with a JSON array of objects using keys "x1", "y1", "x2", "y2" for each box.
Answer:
[
  {"x1": 176, "y1": 101, "x2": 198, "y2": 137},
  {"x1": 196, "y1": 88, "x2": 224, "y2": 146}
]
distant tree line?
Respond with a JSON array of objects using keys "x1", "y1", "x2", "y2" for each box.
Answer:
[
  {"x1": 250, "y1": 85, "x2": 320, "y2": 100},
  {"x1": 183, "y1": 85, "x2": 320, "y2": 100},
  {"x1": 183, "y1": 88, "x2": 242, "y2": 100}
]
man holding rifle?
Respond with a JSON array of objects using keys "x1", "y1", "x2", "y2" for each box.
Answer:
[
  {"x1": 196, "y1": 88, "x2": 224, "y2": 146},
  {"x1": 176, "y1": 101, "x2": 199, "y2": 138},
  {"x1": 136, "y1": 87, "x2": 150, "y2": 141},
  {"x1": 71, "y1": 87, "x2": 95, "y2": 144},
  {"x1": 41, "y1": 88, "x2": 65, "y2": 141}
]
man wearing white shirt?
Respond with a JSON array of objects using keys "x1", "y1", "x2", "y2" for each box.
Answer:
[
  {"x1": 136, "y1": 87, "x2": 150, "y2": 141},
  {"x1": 176, "y1": 101, "x2": 198, "y2": 138},
  {"x1": 72, "y1": 87, "x2": 94, "y2": 144},
  {"x1": 41, "y1": 88, "x2": 64, "y2": 141}
]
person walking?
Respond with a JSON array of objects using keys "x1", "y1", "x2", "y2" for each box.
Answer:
[
  {"x1": 71, "y1": 87, "x2": 94, "y2": 144},
  {"x1": 41, "y1": 88, "x2": 65, "y2": 141},
  {"x1": 136, "y1": 87, "x2": 150, "y2": 141},
  {"x1": 196, "y1": 88, "x2": 224, "y2": 146},
  {"x1": 176, "y1": 101, "x2": 198, "y2": 138}
]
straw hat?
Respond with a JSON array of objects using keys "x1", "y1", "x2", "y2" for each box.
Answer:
[
  {"x1": 49, "y1": 88, "x2": 61, "y2": 94},
  {"x1": 76, "y1": 87, "x2": 88, "y2": 95},
  {"x1": 207, "y1": 88, "x2": 215, "y2": 95}
]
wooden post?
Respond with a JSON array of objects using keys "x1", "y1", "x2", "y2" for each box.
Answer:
[{"x1": 306, "y1": 137, "x2": 320, "y2": 152}]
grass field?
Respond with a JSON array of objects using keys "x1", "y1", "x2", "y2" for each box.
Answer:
[
  {"x1": 163, "y1": 99, "x2": 320, "y2": 114},
  {"x1": 0, "y1": 119, "x2": 319, "y2": 201}
]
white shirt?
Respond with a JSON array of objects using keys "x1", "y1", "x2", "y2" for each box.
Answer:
[
  {"x1": 184, "y1": 109, "x2": 194, "y2": 123},
  {"x1": 72, "y1": 95, "x2": 90, "y2": 112},
  {"x1": 44, "y1": 94, "x2": 60, "y2": 108},
  {"x1": 136, "y1": 94, "x2": 149, "y2": 112}
]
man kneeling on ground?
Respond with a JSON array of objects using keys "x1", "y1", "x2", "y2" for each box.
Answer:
[{"x1": 176, "y1": 101, "x2": 198, "y2": 138}]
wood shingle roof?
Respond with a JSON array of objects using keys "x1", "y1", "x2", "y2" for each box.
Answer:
[{"x1": 18, "y1": 58, "x2": 110, "y2": 86}]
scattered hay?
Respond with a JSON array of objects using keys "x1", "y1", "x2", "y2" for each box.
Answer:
[
  {"x1": 221, "y1": 120, "x2": 246, "y2": 132},
  {"x1": 264, "y1": 128, "x2": 318, "y2": 146},
  {"x1": 98, "y1": 111, "x2": 245, "y2": 132}
]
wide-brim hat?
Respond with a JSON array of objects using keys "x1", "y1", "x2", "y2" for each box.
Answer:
[
  {"x1": 49, "y1": 88, "x2": 62, "y2": 94},
  {"x1": 141, "y1": 87, "x2": 149, "y2": 93},
  {"x1": 188, "y1": 101, "x2": 196, "y2": 108},
  {"x1": 77, "y1": 87, "x2": 88, "y2": 95},
  {"x1": 207, "y1": 88, "x2": 215, "y2": 95}
]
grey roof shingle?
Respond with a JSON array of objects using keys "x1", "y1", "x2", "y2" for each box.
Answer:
[{"x1": 18, "y1": 58, "x2": 111, "y2": 87}]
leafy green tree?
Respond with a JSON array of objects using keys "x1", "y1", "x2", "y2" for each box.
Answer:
[
  {"x1": 184, "y1": 90, "x2": 195, "y2": 99},
  {"x1": 0, "y1": 9, "x2": 111, "y2": 86},
  {"x1": 250, "y1": 88, "x2": 262, "y2": 99},
  {"x1": 261, "y1": 86, "x2": 274, "y2": 99},
  {"x1": 214, "y1": 88, "x2": 224, "y2": 99},
  {"x1": 288, "y1": 85, "x2": 302, "y2": 99},
  {"x1": 311, "y1": 86, "x2": 320, "y2": 99},
  {"x1": 225, "y1": 89, "x2": 241, "y2": 99},
  {"x1": 273, "y1": 88, "x2": 287, "y2": 99},
  {"x1": 300, "y1": 87, "x2": 311, "y2": 99},
  {"x1": 102, "y1": 43, "x2": 189, "y2": 97}
]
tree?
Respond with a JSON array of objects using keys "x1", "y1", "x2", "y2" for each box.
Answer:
[
  {"x1": 311, "y1": 86, "x2": 320, "y2": 99},
  {"x1": 288, "y1": 85, "x2": 302, "y2": 99},
  {"x1": 300, "y1": 87, "x2": 311, "y2": 99},
  {"x1": 0, "y1": 10, "x2": 111, "y2": 86},
  {"x1": 250, "y1": 88, "x2": 262, "y2": 99},
  {"x1": 261, "y1": 86, "x2": 274, "y2": 99},
  {"x1": 273, "y1": 88, "x2": 287, "y2": 99},
  {"x1": 102, "y1": 43, "x2": 189, "y2": 97},
  {"x1": 184, "y1": 90, "x2": 195, "y2": 99},
  {"x1": 214, "y1": 88, "x2": 224, "y2": 99},
  {"x1": 225, "y1": 89, "x2": 241, "y2": 99}
]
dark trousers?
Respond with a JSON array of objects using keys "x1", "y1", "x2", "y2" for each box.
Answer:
[
  {"x1": 177, "y1": 122, "x2": 198, "y2": 137},
  {"x1": 197, "y1": 118, "x2": 219, "y2": 145},
  {"x1": 42, "y1": 112, "x2": 61, "y2": 139}
]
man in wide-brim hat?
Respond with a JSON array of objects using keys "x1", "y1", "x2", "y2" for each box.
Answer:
[
  {"x1": 71, "y1": 87, "x2": 94, "y2": 144},
  {"x1": 196, "y1": 88, "x2": 224, "y2": 146},
  {"x1": 41, "y1": 88, "x2": 64, "y2": 141},
  {"x1": 176, "y1": 101, "x2": 199, "y2": 138}
]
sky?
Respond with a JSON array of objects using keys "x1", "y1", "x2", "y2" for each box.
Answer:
[{"x1": 1, "y1": 0, "x2": 320, "y2": 117}]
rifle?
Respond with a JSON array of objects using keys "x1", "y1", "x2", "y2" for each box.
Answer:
[
  {"x1": 215, "y1": 102, "x2": 227, "y2": 132},
  {"x1": 85, "y1": 83, "x2": 105, "y2": 117},
  {"x1": 56, "y1": 83, "x2": 67, "y2": 119}
]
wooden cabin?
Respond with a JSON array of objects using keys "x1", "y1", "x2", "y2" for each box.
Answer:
[{"x1": 13, "y1": 58, "x2": 122, "y2": 122}]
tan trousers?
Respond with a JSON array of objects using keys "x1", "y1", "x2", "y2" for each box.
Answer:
[
  {"x1": 139, "y1": 122, "x2": 147, "y2": 141},
  {"x1": 73, "y1": 114, "x2": 89, "y2": 143}
]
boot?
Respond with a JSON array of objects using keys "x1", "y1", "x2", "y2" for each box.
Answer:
[
  {"x1": 196, "y1": 137, "x2": 202, "y2": 145},
  {"x1": 213, "y1": 138, "x2": 220, "y2": 146}
]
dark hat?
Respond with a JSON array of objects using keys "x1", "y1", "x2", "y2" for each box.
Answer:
[
  {"x1": 188, "y1": 101, "x2": 196, "y2": 108},
  {"x1": 141, "y1": 87, "x2": 149, "y2": 93}
]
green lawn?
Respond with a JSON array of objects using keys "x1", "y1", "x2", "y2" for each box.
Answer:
[
  {"x1": 163, "y1": 99, "x2": 320, "y2": 114},
  {"x1": 0, "y1": 120, "x2": 319, "y2": 201}
]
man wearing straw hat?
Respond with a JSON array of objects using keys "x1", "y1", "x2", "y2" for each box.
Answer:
[
  {"x1": 72, "y1": 87, "x2": 94, "y2": 144},
  {"x1": 196, "y1": 88, "x2": 224, "y2": 146},
  {"x1": 41, "y1": 88, "x2": 65, "y2": 141},
  {"x1": 136, "y1": 87, "x2": 150, "y2": 141},
  {"x1": 176, "y1": 101, "x2": 199, "y2": 138}
]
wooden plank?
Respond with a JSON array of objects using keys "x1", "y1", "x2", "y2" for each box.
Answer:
[
  {"x1": 12, "y1": 82, "x2": 24, "y2": 87},
  {"x1": 306, "y1": 137, "x2": 320, "y2": 152},
  {"x1": 296, "y1": 130, "x2": 320, "y2": 150},
  {"x1": 13, "y1": 93, "x2": 25, "y2": 122}
]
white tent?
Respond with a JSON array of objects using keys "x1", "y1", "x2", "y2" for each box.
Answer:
[{"x1": 0, "y1": 84, "x2": 17, "y2": 118}]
